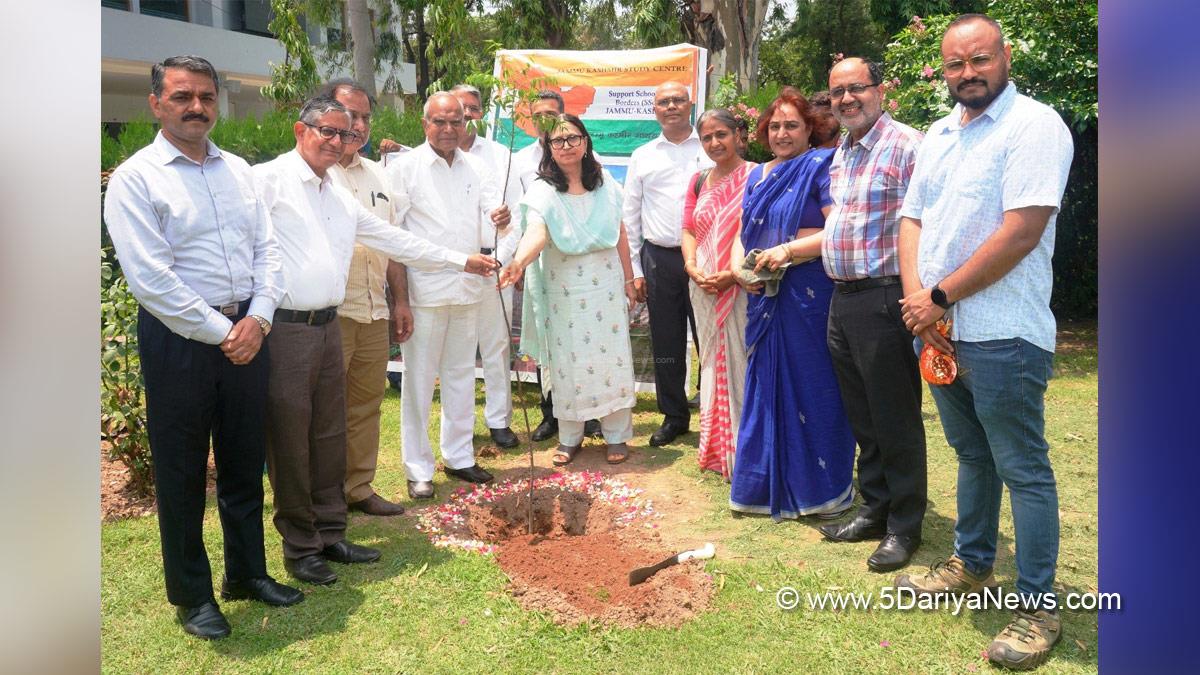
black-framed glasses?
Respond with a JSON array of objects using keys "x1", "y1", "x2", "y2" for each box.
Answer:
[
  {"x1": 303, "y1": 122, "x2": 362, "y2": 144},
  {"x1": 829, "y1": 82, "x2": 878, "y2": 99},
  {"x1": 548, "y1": 134, "x2": 584, "y2": 149},
  {"x1": 942, "y1": 53, "x2": 999, "y2": 75}
]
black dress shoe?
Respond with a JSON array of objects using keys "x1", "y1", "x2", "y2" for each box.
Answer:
[
  {"x1": 531, "y1": 417, "x2": 558, "y2": 442},
  {"x1": 407, "y1": 480, "x2": 435, "y2": 499},
  {"x1": 221, "y1": 576, "x2": 305, "y2": 606},
  {"x1": 322, "y1": 540, "x2": 382, "y2": 564},
  {"x1": 285, "y1": 555, "x2": 338, "y2": 585},
  {"x1": 867, "y1": 534, "x2": 921, "y2": 573},
  {"x1": 649, "y1": 422, "x2": 689, "y2": 447},
  {"x1": 819, "y1": 515, "x2": 887, "y2": 543},
  {"x1": 489, "y1": 426, "x2": 520, "y2": 448},
  {"x1": 176, "y1": 601, "x2": 231, "y2": 640},
  {"x1": 584, "y1": 419, "x2": 603, "y2": 438},
  {"x1": 444, "y1": 464, "x2": 494, "y2": 484},
  {"x1": 349, "y1": 493, "x2": 406, "y2": 516}
]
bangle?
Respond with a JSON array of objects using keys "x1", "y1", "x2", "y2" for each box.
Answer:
[{"x1": 624, "y1": 279, "x2": 636, "y2": 286}]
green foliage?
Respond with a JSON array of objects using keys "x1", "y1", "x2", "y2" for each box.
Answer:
[
  {"x1": 708, "y1": 77, "x2": 777, "y2": 164},
  {"x1": 101, "y1": 131, "x2": 122, "y2": 172},
  {"x1": 882, "y1": 1, "x2": 1098, "y2": 317},
  {"x1": 759, "y1": 0, "x2": 887, "y2": 95},
  {"x1": 627, "y1": 0, "x2": 682, "y2": 47},
  {"x1": 208, "y1": 109, "x2": 303, "y2": 164},
  {"x1": 261, "y1": 0, "x2": 321, "y2": 107},
  {"x1": 369, "y1": 105, "x2": 426, "y2": 149},
  {"x1": 100, "y1": 225, "x2": 153, "y2": 496},
  {"x1": 427, "y1": 0, "x2": 483, "y2": 94}
]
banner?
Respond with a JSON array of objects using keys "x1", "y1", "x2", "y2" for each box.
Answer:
[{"x1": 488, "y1": 43, "x2": 708, "y2": 184}]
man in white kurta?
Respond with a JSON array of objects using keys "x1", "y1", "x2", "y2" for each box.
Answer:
[
  {"x1": 387, "y1": 92, "x2": 511, "y2": 498},
  {"x1": 451, "y1": 84, "x2": 523, "y2": 449}
]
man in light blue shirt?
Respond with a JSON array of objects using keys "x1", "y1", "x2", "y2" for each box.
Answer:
[{"x1": 892, "y1": 14, "x2": 1074, "y2": 670}]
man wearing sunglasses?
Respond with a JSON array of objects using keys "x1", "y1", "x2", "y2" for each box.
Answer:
[
  {"x1": 818, "y1": 57, "x2": 928, "y2": 576},
  {"x1": 894, "y1": 14, "x2": 1074, "y2": 670},
  {"x1": 253, "y1": 94, "x2": 498, "y2": 586}
]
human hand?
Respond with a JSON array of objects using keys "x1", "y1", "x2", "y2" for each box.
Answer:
[
  {"x1": 378, "y1": 138, "x2": 404, "y2": 155},
  {"x1": 632, "y1": 277, "x2": 647, "y2": 303},
  {"x1": 900, "y1": 287, "x2": 946, "y2": 335},
  {"x1": 220, "y1": 316, "x2": 264, "y2": 365},
  {"x1": 490, "y1": 204, "x2": 512, "y2": 230},
  {"x1": 754, "y1": 244, "x2": 791, "y2": 272},
  {"x1": 498, "y1": 263, "x2": 524, "y2": 289},
  {"x1": 710, "y1": 270, "x2": 737, "y2": 292},
  {"x1": 624, "y1": 281, "x2": 639, "y2": 308},
  {"x1": 391, "y1": 304, "x2": 413, "y2": 343},
  {"x1": 917, "y1": 323, "x2": 954, "y2": 355},
  {"x1": 465, "y1": 254, "x2": 500, "y2": 276}
]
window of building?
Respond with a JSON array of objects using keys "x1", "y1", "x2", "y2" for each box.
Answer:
[
  {"x1": 101, "y1": 0, "x2": 130, "y2": 10},
  {"x1": 140, "y1": 0, "x2": 188, "y2": 22}
]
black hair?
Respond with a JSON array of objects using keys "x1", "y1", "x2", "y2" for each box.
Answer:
[
  {"x1": 316, "y1": 78, "x2": 377, "y2": 110},
  {"x1": 947, "y1": 13, "x2": 1006, "y2": 48},
  {"x1": 151, "y1": 55, "x2": 219, "y2": 96},
  {"x1": 535, "y1": 89, "x2": 566, "y2": 113},
  {"x1": 536, "y1": 114, "x2": 604, "y2": 192}
]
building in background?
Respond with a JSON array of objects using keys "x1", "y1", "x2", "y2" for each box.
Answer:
[{"x1": 102, "y1": 0, "x2": 416, "y2": 124}]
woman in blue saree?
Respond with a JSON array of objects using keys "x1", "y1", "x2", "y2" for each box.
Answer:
[{"x1": 729, "y1": 89, "x2": 856, "y2": 519}]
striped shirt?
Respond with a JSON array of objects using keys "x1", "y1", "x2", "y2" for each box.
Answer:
[{"x1": 822, "y1": 113, "x2": 923, "y2": 281}]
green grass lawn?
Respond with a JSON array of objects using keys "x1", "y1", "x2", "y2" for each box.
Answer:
[{"x1": 101, "y1": 324, "x2": 1099, "y2": 674}]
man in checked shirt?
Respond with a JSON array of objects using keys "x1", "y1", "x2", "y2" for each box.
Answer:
[{"x1": 816, "y1": 57, "x2": 928, "y2": 575}]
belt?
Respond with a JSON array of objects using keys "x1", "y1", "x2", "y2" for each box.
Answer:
[
  {"x1": 480, "y1": 247, "x2": 494, "y2": 255},
  {"x1": 274, "y1": 306, "x2": 339, "y2": 326},
  {"x1": 211, "y1": 299, "x2": 251, "y2": 318},
  {"x1": 834, "y1": 275, "x2": 901, "y2": 294},
  {"x1": 645, "y1": 241, "x2": 681, "y2": 250}
]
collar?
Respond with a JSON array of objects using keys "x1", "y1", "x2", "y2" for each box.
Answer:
[
  {"x1": 154, "y1": 130, "x2": 221, "y2": 165},
  {"x1": 284, "y1": 149, "x2": 330, "y2": 188},
  {"x1": 947, "y1": 81, "x2": 1017, "y2": 131},
  {"x1": 841, "y1": 112, "x2": 894, "y2": 152},
  {"x1": 341, "y1": 151, "x2": 363, "y2": 170},
  {"x1": 417, "y1": 141, "x2": 465, "y2": 167},
  {"x1": 655, "y1": 126, "x2": 700, "y2": 148}
]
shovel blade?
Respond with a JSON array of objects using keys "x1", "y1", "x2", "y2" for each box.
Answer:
[{"x1": 628, "y1": 555, "x2": 678, "y2": 586}]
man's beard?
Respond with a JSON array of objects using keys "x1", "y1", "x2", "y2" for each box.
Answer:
[{"x1": 949, "y1": 71, "x2": 1009, "y2": 111}]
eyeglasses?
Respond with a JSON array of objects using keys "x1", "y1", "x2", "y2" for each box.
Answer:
[
  {"x1": 303, "y1": 122, "x2": 362, "y2": 144},
  {"x1": 548, "y1": 134, "x2": 584, "y2": 149},
  {"x1": 425, "y1": 117, "x2": 465, "y2": 128},
  {"x1": 828, "y1": 82, "x2": 878, "y2": 99},
  {"x1": 655, "y1": 96, "x2": 689, "y2": 108},
  {"x1": 942, "y1": 53, "x2": 999, "y2": 75}
]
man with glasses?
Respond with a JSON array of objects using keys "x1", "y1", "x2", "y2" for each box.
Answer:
[
  {"x1": 450, "y1": 83, "x2": 523, "y2": 451},
  {"x1": 817, "y1": 57, "x2": 928, "y2": 575},
  {"x1": 254, "y1": 94, "x2": 498, "y2": 586},
  {"x1": 623, "y1": 80, "x2": 713, "y2": 447},
  {"x1": 316, "y1": 79, "x2": 410, "y2": 518},
  {"x1": 387, "y1": 92, "x2": 512, "y2": 500},
  {"x1": 105, "y1": 54, "x2": 302, "y2": 640},
  {"x1": 894, "y1": 14, "x2": 1074, "y2": 670}
]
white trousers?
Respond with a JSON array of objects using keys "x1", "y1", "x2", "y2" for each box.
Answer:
[
  {"x1": 400, "y1": 303, "x2": 480, "y2": 480},
  {"x1": 475, "y1": 285, "x2": 514, "y2": 429},
  {"x1": 559, "y1": 408, "x2": 634, "y2": 446}
]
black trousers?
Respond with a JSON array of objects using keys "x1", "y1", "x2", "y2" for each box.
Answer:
[
  {"x1": 137, "y1": 307, "x2": 269, "y2": 608},
  {"x1": 826, "y1": 283, "x2": 928, "y2": 538},
  {"x1": 641, "y1": 242, "x2": 696, "y2": 426}
]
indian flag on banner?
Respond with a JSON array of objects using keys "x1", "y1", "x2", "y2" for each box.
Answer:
[{"x1": 488, "y1": 43, "x2": 708, "y2": 184}]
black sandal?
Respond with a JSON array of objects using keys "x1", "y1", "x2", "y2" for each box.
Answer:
[{"x1": 552, "y1": 444, "x2": 582, "y2": 466}]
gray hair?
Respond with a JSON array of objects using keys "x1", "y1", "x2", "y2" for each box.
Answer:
[
  {"x1": 697, "y1": 108, "x2": 745, "y2": 134},
  {"x1": 423, "y1": 91, "x2": 463, "y2": 119},
  {"x1": 831, "y1": 57, "x2": 884, "y2": 86},
  {"x1": 151, "y1": 55, "x2": 219, "y2": 96},
  {"x1": 316, "y1": 78, "x2": 376, "y2": 110},
  {"x1": 534, "y1": 89, "x2": 565, "y2": 113},
  {"x1": 450, "y1": 83, "x2": 482, "y2": 105},
  {"x1": 298, "y1": 94, "x2": 349, "y2": 125}
]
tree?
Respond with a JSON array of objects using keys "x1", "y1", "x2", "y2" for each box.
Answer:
[
  {"x1": 261, "y1": 0, "x2": 321, "y2": 107},
  {"x1": 759, "y1": 0, "x2": 886, "y2": 93},
  {"x1": 346, "y1": 0, "x2": 378, "y2": 97}
]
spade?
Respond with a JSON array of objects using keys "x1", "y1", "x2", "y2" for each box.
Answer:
[{"x1": 628, "y1": 542, "x2": 716, "y2": 586}]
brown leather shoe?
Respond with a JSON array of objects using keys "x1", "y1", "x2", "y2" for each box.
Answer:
[
  {"x1": 348, "y1": 493, "x2": 406, "y2": 516},
  {"x1": 894, "y1": 555, "x2": 998, "y2": 595},
  {"x1": 987, "y1": 609, "x2": 1062, "y2": 670}
]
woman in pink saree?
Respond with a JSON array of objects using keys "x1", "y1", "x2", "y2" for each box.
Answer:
[{"x1": 681, "y1": 109, "x2": 755, "y2": 480}]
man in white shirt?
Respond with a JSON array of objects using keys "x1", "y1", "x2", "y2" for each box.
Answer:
[
  {"x1": 388, "y1": 92, "x2": 512, "y2": 499},
  {"x1": 450, "y1": 83, "x2": 522, "y2": 450},
  {"x1": 255, "y1": 95, "x2": 497, "y2": 586},
  {"x1": 319, "y1": 79, "x2": 409, "y2": 518},
  {"x1": 893, "y1": 14, "x2": 1074, "y2": 670},
  {"x1": 104, "y1": 55, "x2": 302, "y2": 640},
  {"x1": 622, "y1": 81, "x2": 713, "y2": 447}
]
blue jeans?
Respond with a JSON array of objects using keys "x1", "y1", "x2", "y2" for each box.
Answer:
[{"x1": 924, "y1": 337, "x2": 1058, "y2": 599}]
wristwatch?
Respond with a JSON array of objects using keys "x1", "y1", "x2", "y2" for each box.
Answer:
[
  {"x1": 250, "y1": 314, "x2": 271, "y2": 337},
  {"x1": 931, "y1": 284, "x2": 954, "y2": 310}
]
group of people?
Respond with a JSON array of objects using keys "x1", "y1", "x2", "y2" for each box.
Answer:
[{"x1": 105, "y1": 11, "x2": 1074, "y2": 671}]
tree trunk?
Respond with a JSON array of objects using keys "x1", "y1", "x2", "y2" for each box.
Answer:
[
  {"x1": 346, "y1": 0, "x2": 377, "y2": 97},
  {"x1": 415, "y1": 8, "x2": 431, "y2": 96},
  {"x1": 697, "y1": 0, "x2": 769, "y2": 95}
]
